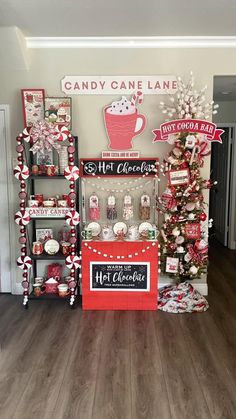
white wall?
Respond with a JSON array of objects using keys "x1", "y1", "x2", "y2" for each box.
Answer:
[{"x1": 2, "y1": 29, "x2": 236, "y2": 290}]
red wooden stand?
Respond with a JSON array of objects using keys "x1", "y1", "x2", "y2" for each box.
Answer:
[{"x1": 82, "y1": 241, "x2": 158, "y2": 310}]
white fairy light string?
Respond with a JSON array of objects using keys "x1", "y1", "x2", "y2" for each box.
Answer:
[{"x1": 83, "y1": 178, "x2": 153, "y2": 193}]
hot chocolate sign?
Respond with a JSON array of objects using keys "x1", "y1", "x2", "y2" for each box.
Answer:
[
  {"x1": 61, "y1": 75, "x2": 177, "y2": 95},
  {"x1": 90, "y1": 262, "x2": 150, "y2": 291}
]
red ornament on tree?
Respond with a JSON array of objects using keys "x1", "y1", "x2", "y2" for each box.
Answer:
[
  {"x1": 171, "y1": 215, "x2": 178, "y2": 223},
  {"x1": 199, "y1": 212, "x2": 207, "y2": 221}
]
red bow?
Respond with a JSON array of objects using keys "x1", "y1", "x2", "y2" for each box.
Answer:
[{"x1": 187, "y1": 243, "x2": 208, "y2": 265}]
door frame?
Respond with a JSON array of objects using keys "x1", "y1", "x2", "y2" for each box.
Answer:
[
  {"x1": 217, "y1": 123, "x2": 236, "y2": 249},
  {"x1": 0, "y1": 105, "x2": 15, "y2": 293}
]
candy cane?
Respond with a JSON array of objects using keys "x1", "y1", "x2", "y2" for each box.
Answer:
[
  {"x1": 131, "y1": 91, "x2": 143, "y2": 106},
  {"x1": 64, "y1": 165, "x2": 80, "y2": 181},
  {"x1": 15, "y1": 210, "x2": 30, "y2": 226},
  {"x1": 14, "y1": 164, "x2": 29, "y2": 181},
  {"x1": 55, "y1": 125, "x2": 70, "y2": 141},
  {"x1": 17, "y1": 255, "x2": 32, "y2": 270},
  {"x1": 66, "y1": 255, "x2": 81, "y2": 269},
  {"x1": 65, "y1": 210, "x2": 80, "y2": 226}
]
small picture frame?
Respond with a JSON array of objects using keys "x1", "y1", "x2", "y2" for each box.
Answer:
[
  {"x1": 36, "y1": 228, "x2": 53, "y2": 243},
  {"x1": 185, "y1": 223, "x2": 201, "y2": 239},
  {"x1": 168, "y1": 169, "x2": 190, "y2": 186},
  {"x1": 21, "y1": 89, "x2": 45, "y2": 127},
  {"x1": 36, "y1": 150, "x2": 54, "y2": 165},
  {"x1": 166, "y1": 257, "x2": 179, "y2": 273},
  {"x1": 44, "y1": 97, "x2": 72, "y2": 129}
]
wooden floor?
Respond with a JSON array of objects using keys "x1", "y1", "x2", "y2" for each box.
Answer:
[{"x1": 0, "y1": 240, "x2": 236, "y2": 419}]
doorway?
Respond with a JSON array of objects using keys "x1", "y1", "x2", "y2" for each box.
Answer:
[
  {"x1": 0, "y1": 106, "x2": 12, "y2": 292},
  {"x1": 212, "y1": 75, "x2": 236, "y2": 249}
]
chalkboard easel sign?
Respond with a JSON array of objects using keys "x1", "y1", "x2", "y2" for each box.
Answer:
[
  {"x1": 90, "y1": 262, "x2": 150, "y2": 291},
  {"x1": 80, "y1": 158, "x2": 159, "y2": 177}
]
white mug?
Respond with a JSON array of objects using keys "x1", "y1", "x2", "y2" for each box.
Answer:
[
  {"x1": 28, "y1": 199, "x2": 39, "y2": 208},
  {"x1": 128, "y1": 225, "x2": 139, "y2": 241},
  {"x1": 101, "y1": 226, "x2": 113, "y2": 241}
]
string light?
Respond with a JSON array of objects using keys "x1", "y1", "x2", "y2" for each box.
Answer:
[{"x1": 83, "y1": 178, "x2": 154, "y2": 193}]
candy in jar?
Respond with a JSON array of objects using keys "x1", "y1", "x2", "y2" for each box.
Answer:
[
  {"x1": 123, "y1": 194, "x2": 133, "y2": 221},
  {"x1": 89, "y1": 193, "x2": 100, "y2": 220},
  {"x1": 139, "y1": 193, "x2": 151, "y2": 220},
  {"x1": 106, "y1": 195, "x2": 117, "y2": 220}
]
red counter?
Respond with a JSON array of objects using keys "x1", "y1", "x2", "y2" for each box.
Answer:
[{"x1": 82, "y1": 240, "x2": 158, "y2": 310}]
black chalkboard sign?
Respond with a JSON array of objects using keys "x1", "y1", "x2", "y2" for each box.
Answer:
[
  {"x1": 80, "y1": 158, "x2": 158, "y2": 177},
  {"x1": 90, "y1": 262, "x2": 150, "y2": 291}
]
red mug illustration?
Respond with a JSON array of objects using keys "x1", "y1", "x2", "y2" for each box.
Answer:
[{"x1": 104, "y1": 93, "x2": 146, "y2": 150}]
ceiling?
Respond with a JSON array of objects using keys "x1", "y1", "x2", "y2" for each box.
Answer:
[
  {"x1": 0, "y1": 0, "x2": 236, "y2": 37},
  {"x1": 1, "y1": 1, "x2": 236, "y2": 100}
]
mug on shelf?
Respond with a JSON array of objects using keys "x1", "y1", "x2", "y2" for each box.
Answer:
[
  {"x1": 28, "y1": 199, "x2": 39, "y2": 208},
  {"x1": 128, "y1": 225, "x2": 139, "y2": 241},
  {"x1": 43, "y1": 200, "x2": 54, "y2": 208},
  {"x1": 81, "y1": 228, "x2": 93, "y2": 240},
  {"x1": 33, "y1": 283, "x2": 46, "y2": 297},
  {"x1": 34, "y1": 276, "x2": 44, "y2": 285},
  {"x1": 32, "y1": 241, "x2": 43, "y2": 255},
  {"x1": 58, "y1": 283, "x2": 70, "y2": 298},
  {"x1": 148, "y1": 228, "x2": 157, "y2": 240},
  {"x1": 101, "y1": 225, "x2": 113, "y2": 241},
  {"x1": 57, "y1": 200, "x2": 67, "y2": 208}
]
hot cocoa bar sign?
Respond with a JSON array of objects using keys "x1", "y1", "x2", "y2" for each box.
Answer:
[{"x1": 90, "y1": 262, "x2": 150, "y2": 291}]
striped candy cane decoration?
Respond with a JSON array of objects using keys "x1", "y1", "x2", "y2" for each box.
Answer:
[{"x1": 131, "y1": 91, "x2": 143, "y2": 107}]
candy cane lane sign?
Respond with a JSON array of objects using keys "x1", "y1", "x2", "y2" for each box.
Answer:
[
  {"x1": 61, "y1": 75, "x2": 177, "y2": 95},
  {"x1": 153, "y1": 119, "x2": 224, "y2": 143}
]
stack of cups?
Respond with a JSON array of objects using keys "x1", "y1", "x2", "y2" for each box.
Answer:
[{"x1": 58, "y1": 146, "x2": 69, "y2": 175}]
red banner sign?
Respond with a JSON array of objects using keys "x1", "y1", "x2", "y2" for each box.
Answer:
[{"x1": 153, "y1": 119, "x2": 224, "y2": 143}]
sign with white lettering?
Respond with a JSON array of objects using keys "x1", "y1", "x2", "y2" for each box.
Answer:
[
  {"x1": 90, "y1": 262, "x2": 150, "y2": 291},
  {"x1": 80, "y1": 158, "x2": 159, "y2": 177},
  {"x1": 153, "y1": 119, "x2": 224, "y2": 143},
  {"x1": 61, "y1": 75, "x2": 177, "y2": 95}
]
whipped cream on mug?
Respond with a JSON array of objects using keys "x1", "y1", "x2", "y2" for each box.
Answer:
[{"x1": 106, "y1": 96, "x2": 135, "y2": 115}]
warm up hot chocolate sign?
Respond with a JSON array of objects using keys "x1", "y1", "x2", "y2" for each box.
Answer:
[
  {"x1": 90, "y1": 262, "x2": 150, "y2": 291},
  {"x1": 61, "y1": 75, "x2": 177, "y2": 95}
]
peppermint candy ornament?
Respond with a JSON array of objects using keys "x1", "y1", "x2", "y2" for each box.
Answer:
[
  {"x1": 22, "y1": 127, "x2": 31, "y2": 142},
  {"x1": 17, "y1": 255, "x2": 32, "y2": 270},
  {"x1": 15, "y1": 210, "x2": 30, "y2": 226},
  {"x1": 14, "y1": 164, "x2": 29, "y2": 181},
  {"x1": 65, "y1": 210, "x2": 80, "y2": 226},
  {"x1": 55, "y1": 125, "x2": 70, "y2": 141},
  {"x1": 64, "y1": 165, "x2": 80, "y2": 181},
  {"x1": 66, "y1": 255, "x2": 81, "y2": 269}
]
